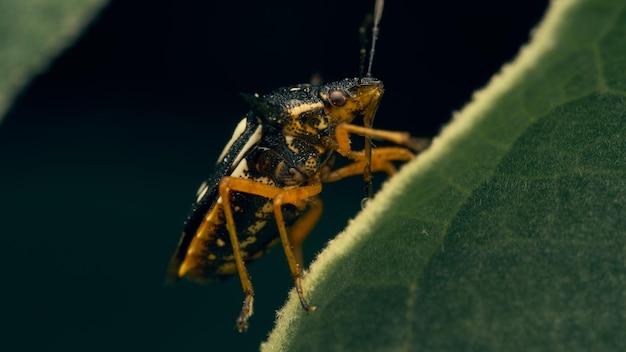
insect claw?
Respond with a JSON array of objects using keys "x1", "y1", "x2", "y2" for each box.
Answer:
[
  {"x1": 294, "y1": 277, "x2": 316, "y2": 313},
  {"x1": 236, "y1": 320, "x2": 248, "y2": 333},
  {"x1": 236, "y1": 294, "x2": 254, "y2": 333},
  {"x1": 300, "y1": 300, "x2": 317, "y2": 313}
]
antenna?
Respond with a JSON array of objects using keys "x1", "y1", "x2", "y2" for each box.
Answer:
[
  {"x1": 358, "y1": 14, "x2": 372, "y2": 80},
  {"x1": 361, "y1": 0, "x2": 385, "y2": 202},
  {"x1": 366, "y1": 0, "x2": 384, "y2": 77}
]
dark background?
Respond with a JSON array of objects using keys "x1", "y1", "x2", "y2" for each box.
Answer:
[{"x1": 0, "y1": 1, "x2": 547, "y2": 350}]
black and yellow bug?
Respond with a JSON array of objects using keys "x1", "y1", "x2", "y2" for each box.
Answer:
[{"x1": 166, "y1": 0, "x2": 426, "y2": 332}]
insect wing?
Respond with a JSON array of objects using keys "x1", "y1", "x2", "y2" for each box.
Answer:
[{"x1": 166, "y1": 113, "x2": 262, "y2": 283}]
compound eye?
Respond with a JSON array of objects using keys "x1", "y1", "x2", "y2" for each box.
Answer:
[{"x1": 329, "y1": 89, "x2": 347, "y2": 107}]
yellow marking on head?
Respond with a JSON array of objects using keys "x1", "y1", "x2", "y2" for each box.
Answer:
[{"x1": 321, "y1": 83, "x2": 383, "y2": 124}]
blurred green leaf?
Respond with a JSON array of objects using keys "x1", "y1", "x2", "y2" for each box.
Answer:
[
  {"x1": 0, "y1": 0, "x2": 106, "y2": 122},
  {"x1": 263, "y1": 0, "x2": 626, "y2": 350}
]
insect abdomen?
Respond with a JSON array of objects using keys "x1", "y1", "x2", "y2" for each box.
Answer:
[{"x1": 176, "y1": 189, "x2": 302, "y2": 282}]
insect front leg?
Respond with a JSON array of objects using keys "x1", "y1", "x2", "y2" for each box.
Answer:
[
  {"x1": 218, "y1": 176, "x2": 322, "y2": 331},
  {"x1": 334, "y1": 123, "x2": 429, "y2": 157},
  {"x1": 322, "y1": 146, "x2": 414, "y2": 183},
  {"x1": 332, "y1": 123, "x2": 429, "y2": 196}
]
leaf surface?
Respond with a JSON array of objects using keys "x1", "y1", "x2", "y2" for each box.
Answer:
[
  {"x1": 0, "y1": 0, "x2": 106, "y2": 122},
  {"x1": 263, "y1": 0, "x2": 626, "y2": 350}
]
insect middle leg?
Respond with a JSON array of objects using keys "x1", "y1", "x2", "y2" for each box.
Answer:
[
  {"x1": 332, "y1": 123, "x2": 429, "y2": 195},
  {"x1": 333, "y1": 123, "x2": 428, "y2": 157},
  {"x1": 218, "y1": 176, "x2": 322, "y2": 332},
  {"x1": 287, "y1": 196, "x2": 323, "y2": 267}
]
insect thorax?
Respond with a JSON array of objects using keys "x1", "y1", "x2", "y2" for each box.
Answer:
[{"x1": 244, "y1": 76, "x2": 385, "y2": 187}]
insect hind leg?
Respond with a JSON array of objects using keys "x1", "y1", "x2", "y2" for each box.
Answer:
[
  {"x1": 288, "y1": 196, "x2": 323, "y2": 268},
  {"x1": 218, "y1": 176, "x2": 322, "y2": 331},
  {"x1": 218, "y1": 178, "x2": 255, "y2": 332}
]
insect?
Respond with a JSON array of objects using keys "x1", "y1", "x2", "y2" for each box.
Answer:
[{"x1": 166, "y1": 0, "x2": 427, "y2": 332}]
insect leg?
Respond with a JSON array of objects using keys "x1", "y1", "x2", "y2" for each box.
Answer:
[
  {"x1": 272, "y1": 187, "x2": 322, "y2": 314},
  {"x1": 219, "y1": 177, "x2": 322, "y2": 330},
  {"x1": 334, "y1": 123, "x2": 429, "y2": 156},
  {"x1": 323, "y1": 147, "x2": 414, "y2": 183},
  {"x1": 287, "y1": 196, "x2": 323, "y2": 269},
  {"x1": 218, "y1": 178, "x2": 255, "y2": 332}
]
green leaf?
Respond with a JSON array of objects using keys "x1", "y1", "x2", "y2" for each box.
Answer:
[
  {"x1": 0, "y1": 0, "x2": 107, "y2": 122},
  {"x1": 263, "y1": 0, "x2": 626, "y2": 350}
]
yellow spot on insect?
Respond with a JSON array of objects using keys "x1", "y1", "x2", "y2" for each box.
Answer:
[
  {"x1": 255, "y1": 201, "x2": 274, "y2": 218},
  {"x1": 315, "y1": 117, "x2": 328, "y2": 129},
  {"x1": 254, "y1": 176, "x2": 275, "y2": 186},
  {"x1": 216, "y1": 118, "x2": 248, "y2": 162},
  {"x1": 223, "y1": 250, "x2": 248, "y2": 261},
  {"x1": 285, "y1": 135, "x2": 299, "y2": 153},
  {"x1": 216, "y1": 238, "x2": 226, "y2": 247},
  {"x1": 195, "y1": 181, "x2": 209, "y2": 202},
  {"x1": 240, "y1": 235, "x2": 259, "y2": 248},
  {"x1": 250, "y1": 250, "x2": 266, "y2": 260},
  {"x1": 207, "y1": 254, "x2": 217, "y2": 261},
  {"x1": 207, "y1": 206, "x2": 220, "y2": 222},
  {"x1": 178, "y1": 258, "x2": 195, "y2": 278},
  {"x1": 287, "y1": 101, "x2": 323, "y2": 117},
  {"x1": 305, "y1": 157, "x2": 318, "y2": 172},
  {"x1": 246, "y1": 220, "x2": 267, "y2": 235},
  {"x1": 216, "y1": 262, "x2": 237, "y2": 276}
]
